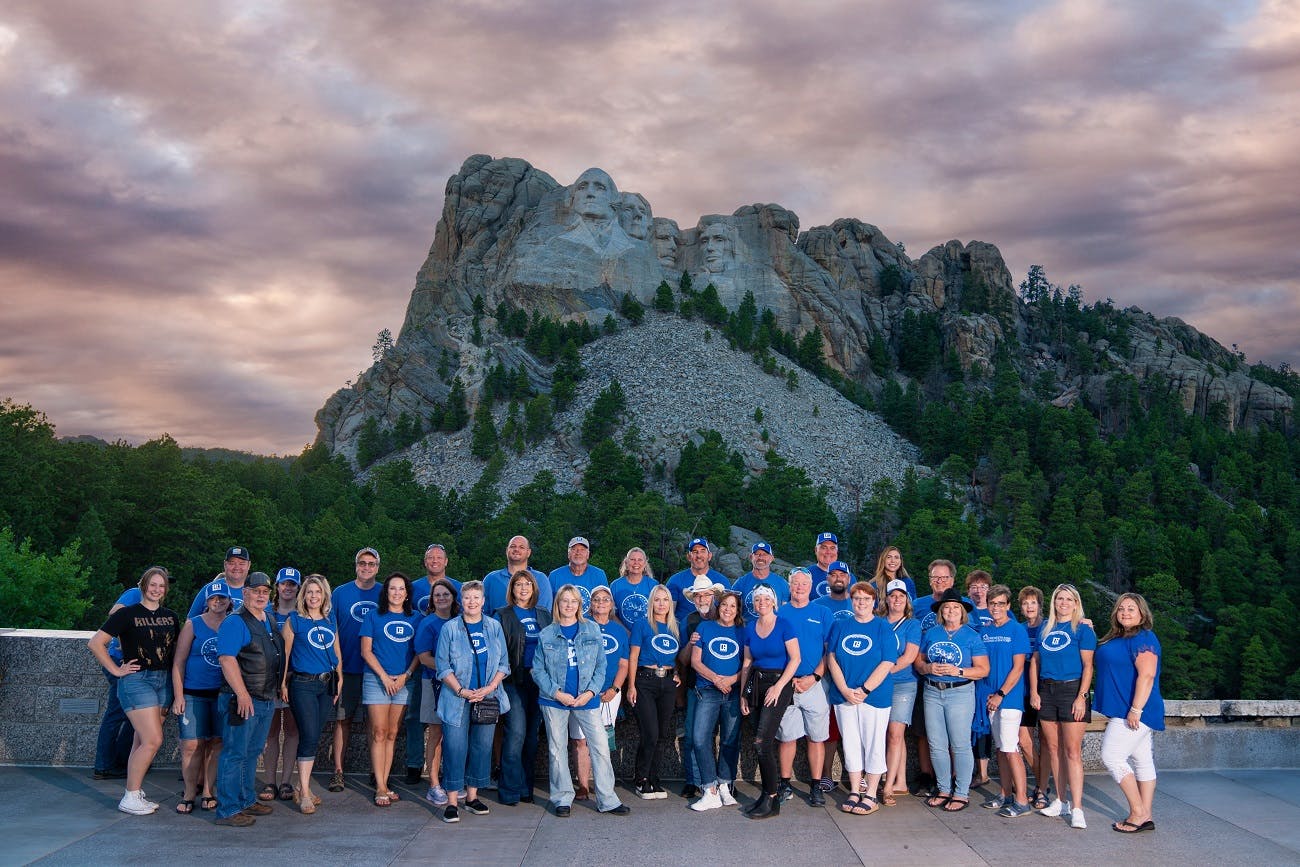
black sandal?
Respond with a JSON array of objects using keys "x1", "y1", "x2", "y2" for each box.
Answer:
[
  {"x1": 200, "y1": 796, "x2": 217, "y2": 811},
  {"x1": 175, "y1": 799, "x2": 194, "y2": 814},
  {"x1": 278, "y1": 783, "x2": 295, "y2": 801}
]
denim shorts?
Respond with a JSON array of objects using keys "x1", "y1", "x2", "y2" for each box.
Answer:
[
  {"x1": 888, "y1": 678, "x2": 918, "y2": 725},
  {"x1": 362, "y1": 671, "x2": 411, "y2": 706},
  {"x1": 117, "y1": 669, "x2": 173, "y2": 712},
  {"x1": 177, "y1": 692, "x2": 219, "y2": 740}
]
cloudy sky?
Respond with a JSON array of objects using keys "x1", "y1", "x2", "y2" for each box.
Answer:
[{"x1": 2, "y1": 0, "x2": 1297, "y2": 454}]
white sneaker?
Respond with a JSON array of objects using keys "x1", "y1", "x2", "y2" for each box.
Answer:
[
  {"x1": 140, "y1": 792, "x2": 159, "y2": 811},
  {"x1": 689, "y1": 788, "x2": 723, "y2": 812},
  {"x1": 718, "y1": 782, "x2": 737, "y2": 806},
  {"x1": 118, "y1": 790, "x2": 156, "y2": 815},
  {"x1": 1039, "y1": 798, "x2": 1064, "y2": 817},
  {"x1": 1070, "y1": 807, "x2": 1087, "y2": 829}
]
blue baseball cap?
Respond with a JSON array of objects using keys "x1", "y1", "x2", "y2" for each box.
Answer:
[
  {"x1": 751, "y1": 542, "x2": 773, "y2": 555},
  {"x1": 815, "y1": 532, "x2": 838, "y2": 546},
  {"x1": 275, "y1": 567, "x2": 302, "y2": 585},
  {"x1": 829, "y1": 560, "x2": 851, "y2": 574},
  {"x1": 204, "y1": 578, "x2": 232, "y2": 600},
  {"x1": 687, "y1": 537, "x2": 710, "y2": 551}
]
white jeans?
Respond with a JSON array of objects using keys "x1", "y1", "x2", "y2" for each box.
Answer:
[
  {"x1": 834, "y1": 703, "x2": 889, "y2": 775},
  {"x1": 1101, "y1": 717, "x2": 1157, "y2": 784},
  {"x1": 990, "y1": 706, "x2": 1023, "y2": 753}
]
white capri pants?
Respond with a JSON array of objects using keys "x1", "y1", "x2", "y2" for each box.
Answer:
[
  {"x1": 833, "y1": 703, "x2": 890, "y2": 775},
  {"x1": 990, "y1": 706, "x2": 1023, "y2": 753},
  {"x1": 569, "y1": 692, "x2": 622, "y2": 739},
  {"x1": 1101, "y1": 717, "x2": 1157, "y2": 783}
]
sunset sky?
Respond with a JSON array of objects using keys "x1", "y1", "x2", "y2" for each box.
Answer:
[{"x1": 2, "y1": 0, "x2": 1297, "y2": 455}]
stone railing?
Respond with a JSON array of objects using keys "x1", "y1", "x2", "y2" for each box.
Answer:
[{"x1": 2, "y1": 629, "x2": 1296, "y2": 776}]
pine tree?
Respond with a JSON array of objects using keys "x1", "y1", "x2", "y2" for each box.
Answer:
[{"x1": 470, "y1": 402, "x2": 498, "y2": 460}]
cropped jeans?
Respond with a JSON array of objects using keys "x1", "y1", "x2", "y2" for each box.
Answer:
[
  {"x1": 691, "y1": 686, "x2": 741, "y2": 788},
  {"x1": 922, "y1": 680, "x2": 976, "y2": 800},
  {"x1": 440, "y1": 702, "x2": 495, "y2": 794},
  {"x1": 287, "y1": 675, "x2": 333, "y2": 761}
]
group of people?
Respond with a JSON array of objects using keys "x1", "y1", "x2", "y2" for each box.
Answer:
[{"x1": 88, "y1": 533, "x2": 1164, "y2": 834}]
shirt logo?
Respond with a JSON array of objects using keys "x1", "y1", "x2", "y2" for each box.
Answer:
[
  {"x1": 470, "y1": 633, "x2": 486, "y2": 654},
  {"x1": 833, "y1": 608, "x2": 854, "y2": 620},
  {"x1": 919, "y1": 612, "x2": 938, "y2": 631},
  {"x1": 840, "y1": 634, "x2": 873, "y2": 656},
  {"x1": 650, "y1": 633, "x2": 680, "y2": 656},
  {"x1": 383, "y1": 621, "x2": 413, "y2": 643},
  {"x1": 708, "y1": 637, "x2": 739, "y2": 661},
  {"x1": 1041, "y1": 630, "x2": 1072, "y2": 652},
  {"x1": 520, "y1": 616, "x2": 538, "y2": 637},
  {"x1": 351, "y1": 600, "x2": 377, "y2": 623},
  {"x1": 200, "y1": 637, "x2": 221, "y2": 668},
  {"x1": 927, "y1": 640, "x2": 963, "y2": 665},
  {"x1": 307, "y1": 625, "x2": 335, "y2": 650},
  {"x1": 815, "y1": 580, "x2": 829, "y2": 597},
  {"x1": 416, "y1": 594, "x2": 431, "y2": 615},
  {"x1": 620, "y1": 593, "x2": 648, "y2": 624}
]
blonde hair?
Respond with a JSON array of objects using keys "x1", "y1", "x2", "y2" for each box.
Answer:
[
  {"x1": 296, "y1": 574, "x2": 333, "y2": 619},
  {"x1": 619, "y1": 547, "x2": 654, "y2": 580},
  {"x1": 646, "y1": 584, "x2": 679, "y2": 638},
  {"x1": 551, "y1": 584, "x2": 586, "y2": 622},
  {"x1": 1045, "y1": 583, "x2": 1085, "y2": 633}
]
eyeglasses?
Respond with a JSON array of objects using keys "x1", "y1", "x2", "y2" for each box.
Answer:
[
  {"x1": 988, "y1": 600, "x2": 1011, "y2": 608},
  {"x1": 356, "y1": 560, "x2": 379, "y2": 568}
]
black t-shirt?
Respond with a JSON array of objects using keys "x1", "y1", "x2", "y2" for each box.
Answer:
[{"x1": 102, "y1": 603, "x2": 180, "y2": 671}]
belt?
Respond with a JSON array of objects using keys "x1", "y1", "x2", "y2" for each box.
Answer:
[
  {"x1": 927, "y1": 678, "x2": 973, "y2": 691},
  {"x1": 292, "y1": 672, "x2": 333, "y2": 681},
  {"x1": 638, "y1": 666, "x2": 673, "y2": 678},
  {"x1": 1040, "y1": 678, "x2": 1080, "y2": 684},
  {"x1": 754, "y1": 667, "x2": 786, "y2": 679}
]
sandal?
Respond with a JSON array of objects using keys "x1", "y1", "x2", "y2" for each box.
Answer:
[
  {"x1": 278, "y1": 783, "x2": 295, "y2": 801},
  {"x1": 1030, "y1": 788, "x2": 1048, "y2": 810},
  {"x1": 175, "y1": 799, "x2": 194, "y2": 814},
  {"x1": 854, "y1": 795, "x2": 880, "y2": 815},
  {"x1": 199, "y1": 796, "x2": 217, "y2": 811},
  {"x1": 944, "y1": 797, "x2": 970, "y2": 812},
  {"x1": 1113, "y1": 819, "x2": 1155, "y2": 833},
  {"x1": 882, "y1": 791, "x2": 898, "y2": 807},
  {"x1": 328, "y1": 772, "x2": 345, "y2": 793},
  {"x1": 926, "y1": 793, "x2": 951, "y2": 808},
  {"x1": 301, "y1": 796, "x2": 316, "y2": 815},
  {"x1": 374, "y1": 793, "x2": 391, "y2": 807},
  {"x1": 840, "y1": 793, "x2": 864, "y2": 814},
  {"x1": 258, "y1": 783, "x2": 276, "y2": 802}
]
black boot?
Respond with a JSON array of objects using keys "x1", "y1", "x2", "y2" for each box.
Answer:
[
  {"x1": 747, "y1": 793, "x2": 778, "y2": 819},
  {"x1": 743, "y1": 793, "x2": 768, "y2": 815}
]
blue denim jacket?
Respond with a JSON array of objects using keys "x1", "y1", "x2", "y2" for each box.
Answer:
[
  {"x1": 435, "y1": 615, "x2": 511, "y2": 727},
  {"x1": 531, "y1": 619, "x2": 606, "y2": 699}
]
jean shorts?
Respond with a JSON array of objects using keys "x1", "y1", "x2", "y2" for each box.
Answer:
[
  {"x1": 889, "y1": 678, "x2": 918, "y2": 725},
  {"x1": 362, "y1": 671, "x2": 411, "y2": 706},
  {"x1": 177, "y1": 692, "x2": 219, "y2": 740},
  {"x1": 117, "y1": 669, "x2": 173, "y2": 712}
]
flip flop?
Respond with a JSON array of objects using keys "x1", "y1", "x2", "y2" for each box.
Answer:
[
  {"x1": 199, "y1": 796, "x2": 217, "y2": 811},
  {"x1": 1113, "y1": 820, "x2": 1155, "y2": 833},
  {"x1": 258, "y1": 783, "x2": 276, "y2": 801},
  {"x1": 926, "y1": 794, "x2": 951, "y2": 808},
  {"x1": 882, "y1": 791, "x2": 898, "y2": 807},
  {"x1": 374, "y1": 793, "x2": 391, "y2": 807},
  {"x1": 175, "y1": 799, "x2": 194, "y2": 814},
  {"x1": 943, "y1": 797, "x2": 970, "y2": 812}
]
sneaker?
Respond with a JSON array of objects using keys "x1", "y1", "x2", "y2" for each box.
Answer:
[
  {"x1": 463, "y1": 798, "x2": 491, "y2": 816},
  {"x1": 776, "y1": 780, "x2": 795, "y2": 803},
  {"x1": 118, "y1": 790, "x2": 156, "y2": 816},
  {"x1": 635, "y1": 780, "x2": 656, "y2": 800},
  {"x1": 817, "y1": 777, "x2": 834, "y2": 793},
  {"x1": 809, "y1": 787, "x2": 826, "y2": 807},
  {"x1": 555, "y1": 805, "x2": 571, "y2": 817},
  {"x1": 441, "y1": 805, "x2": 460, "y2": 824},
  {"x1": 983, "y1": 794, "x2": 1008, "y2": 810},
  {"x1": 649, "y1": 783, "x2": 668, "y2": 800},
  {"x1": 404, "y1": 767, "x2": 423, "y2": 785},
  {"x1": 1070, "y1": 807, "x2": 1087, "y2": 829},
  {"x1": 328, "y1": 771, "x2": 345, "y2": 793},
  {"x1": 214, "y1": 813, "x2": 256, "y2": 827},
  {"x1": 425, "y1": 785, "x2": 448, "y2": 806},
  {"x1": 689, "y1": 788, "x2": 723, "y2": 812},
  {"x1": 139, "y1": 792, "x2": 160, "y2": 811},
  {"x1": 681, "y1": 784, "x2": 702, "y2": 799},
  {"x1": 999, "y1": 801, "x2": 1034, "y2": 818},
  {"x1": 718, "y1": 782, "x2": 738, "y2": 806},
  {"x1": 601, "y1": 804, "x2": 631, "y2": 815},
  {"x1": 1039, "y1": 798, "x2": 1065, "y2": 818}
]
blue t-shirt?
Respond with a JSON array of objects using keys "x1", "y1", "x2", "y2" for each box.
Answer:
[
  {"x1": 631, "y1": 618, "x2": 680, "y2": 668},
  {"x1": 610, "y1": 576, "x2": 654, "y2": 628},
  {"x1": 182, "y1": 614, "x2": 226, "y2": 690},
  {"x1": 286, "y1": 611, "x2": 338, "y2": 675},
  {"x1": 513, "y1": 606, "x2": 541, "y2": 668},
  {"x1": 827, "y1": 616, "x2": 898, "y2": 709},
  {"x1": 920, "y1": 624, "x2": 987, "y2": 683},
  {"x1": 745, "y1": 617, "x2": 796, "y2": 670},
  {"x1": 331, "y1": 581, "x2": 382, "y2": 675},
  {"x1": 887, "y1": 616, "x2": 923, "y2": 686},
  {"x1": 359, "y1": 609, "x2": 422, "y2": 676},
  {"x1": 272, "y1": 605, "x2": 294, "y2": 631},
  {"x1": 733, "y1": 571, "x2": 791, "y2": 620},
  {"x1": 1025, "y1": 619, "x2": 1045, "y2": 655},
  {"x1": 980, "y1": 618, "x2": 1031, "y2": 710},
  {"x1": 1037, "y1": 621, "x2": 1098, "y2": 681},
  {"x1": 413, "y1": 614, "x2": 451, "y2": 679},
  {"x1": 912, "y1": 594, "x2": 975, "y2": 633},
  {"x1": 540, "y1": 622, "x2": 599, "y2": 711},
  {"x1": 188, "y1": 580, "x2": 245, "y2": 619},
  {"x1": 410, "y1": 576, "x2": 462, "y2": 615},
  {"x1": 969, "y1": 606, "x2": 995, "y2": 632},
  {"x1": 814, "y1": 594, "x2": 855, "y2": 621},
  {"x1": 777, "y1": 602, "x2": 832, "y2": 677},
  {"x1": 463, "y1": 619, "x2": 488, "y2": 689},
  {"x1": 1094, "y1": 629, "x2": 1164, "y2": 731},
  {"x1": 597, "y1": 619, "x2": 630, "y2": 692},
  {"x1": 483, "y1": 567, "x2": 552, "y2": 615},
  {"x1": 548, "y1": 564, "x2": 609, "y2": 614},
  {"x1": 216, "y1": 610, "x2": 275, "y2": 658},
  {"x1": 665, "y1": 568, "x2": 731, "y2": 613},
  {"x1": 695, "y1": 619, "x2": 745, "y2": 680}
]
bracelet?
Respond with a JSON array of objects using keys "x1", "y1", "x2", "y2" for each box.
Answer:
[{"x1": 1129, "y1": 706, "x2": 1142, "y2": 714}]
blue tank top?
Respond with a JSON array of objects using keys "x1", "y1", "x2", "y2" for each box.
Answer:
[{"x1": 183, "y1": 615, "x2": 226, "y2": 691}]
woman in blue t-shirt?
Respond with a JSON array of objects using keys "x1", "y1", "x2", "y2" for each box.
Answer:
[
  {"x1": 497, "y1": 570, "x2": 552, "y2": 806},
  {"x1": 1028, "y1": 582, "x2": 1096, "y2": 829},
  {"x1": 413, "y1": 579, "x2": 459, "y2": 807},
  {"x1": 170, "y1": 578, "x2": 233, "y2": 813},
  {"x1": 914, "y1": 588, "x2": 989, "y2": 811},
  {"x1": 1016, "y1": 585, "x2": 1050, "y2": 808},
  {"x1": 359, "y1": 572, "x2": 422, "y2": 807},
  {"x1": 279, "y1": 573, "x2": 341, "y2": 814},
  {"x1": 1096, "y1": 593, "x2": 1164, "y2": 833},
  {"x1": 882, "y1": 580, "x2": 921, "y2": 806},
  {"x1": 738, "y1": 585, "x2": 800, "y2": 819},
  {"x1": 626, "y1": 584, "x2": 681, "y2": 799},
  {"x1": 688, "y1": 591, "x2": 745, "y2": 811}
]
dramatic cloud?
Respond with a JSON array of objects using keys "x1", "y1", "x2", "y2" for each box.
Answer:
[{"x1": 1, "y1": 0, "x2": 1296, "y2": 453}]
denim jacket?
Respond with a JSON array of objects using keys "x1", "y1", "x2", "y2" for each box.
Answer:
[
  {"x1": 435, "y1": 615, "x2": 511, "y2": 727},
  {"x1": 531, "y1": 619, "x2": 606, "y2": 700}
]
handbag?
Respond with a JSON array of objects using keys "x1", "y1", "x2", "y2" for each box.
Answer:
[{"x1": 462, "y1": 617, "x2": 501, "y2": 725}]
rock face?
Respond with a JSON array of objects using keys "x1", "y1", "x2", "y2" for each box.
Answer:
[{"x1": 315, "y1": 154, "x2": 1293, "y2": 466}]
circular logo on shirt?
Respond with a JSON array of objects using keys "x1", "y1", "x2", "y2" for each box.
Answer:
[
  {"x1": 575, "y1": 585, "x2": 592, "y2": 612},
  {"x1": 832, "y1": 608, "x2": 855, "y2": 620},
  {"x1": 1041, "y1": 629, "x2": 1072, "y2": 652},
  {"x1": 383, "y1": 621, "x2": 414, "y2": 643},
  {"x1": 601, "y1": 631, "x2": 621, "y2": 655},
  {"x1": 200, "y1": 637, "x2": 221, "y2": 668},
  {"x1": 927, "y1": 640, "x2": 963, "y2": 665},
  {"x1": 350, "y1": 600, "x2": 377, "y2": 624},
  {"x1": 840, "y1": 634, "x2": 873, "y2": 656},
  {"x1": 650, "y1": 633, "x2": 680, "y2": 656},
  {"x1": 307, "y1": 625, "x2": 335, "y2": 650},
  {"x1": 416, "y1": 594, "x2": 431, "y2": 615},
  {"x1": 919, "y1": 612, "x2": 938, "y2": 631},
  {"x1": 620, "y1": 593, "x2": 648, "y2": 624},
  {"x1": 814, "y1": 580, "x2": 829, "y2": 598},
  {"x1": 743, "y1": 591, "x2": 760, "y2": 620},
  {"x1": 708, "y1": 637, "x2": 740, "y2": 661}
]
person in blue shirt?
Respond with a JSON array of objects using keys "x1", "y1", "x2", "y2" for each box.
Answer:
[
  {"x1": 279, "y1": 573, "x2": 341, "y2": 815},
  {"x1": 328, "y1": 547, "x2": 382, "y2": 793},
  {"x1": 688, "y1": 591, "x2": 745, "y2": 811},
  {"x1": 733, "y1": 542, "x2": 791, "y2": 620},
  {"x1": 882, "y1": 579, "x2": 921, "y2": 806},
  {"x1": 909, "y1": 558, "x2": 971, "y2": 797},
  {"x1": 963, "y1": 570, "x2": 996, "y2": 787},
  {"x1": 626, "y1": 583, "x2": 681, "y2": 799},
  {"x1": 827, "y1": 582, "x2": 898, "y2": 816},
  {"x1": 979, "y1": 584, "x2": 1033, "y2": 817},
  {"x1": 807, "y1": 531, "x2": 846, "y2": 599},
  {"x1": 359, "y1": 572, "x2": 422, "y2": 807},
  {"x1": 496, "y1": 570, "x2": 553, "y2": 806},
  {"x1": 966, "y1": 570, "x2": 994, "y2": 631},
  {"x1": 1096, "y1": 593, "x2": 1164, "y2": 834},
  {"x1": 869, "y1": 545, "x2": 918, "y2": 602},
  {"x1": 915, "y1": 588, "x2": 989, "y2": 812},
  {"x1": 1028, "y1": 582, "x2": 1096, "y2": 829},
  {"x1": 406, "y1": 542, "x2": 461, "y2": 785},
  {"x1": 186, "y1": 545, "x2": 251, "y2": 619},
  {"x1": 774, "y1": 568, "x2": 833, "y2": 808},
  {"x1": 548, "y1": 536, "x2": 608, "y2": 615},
  {"x1": 569, "y1": 585, "x2": 629, "y2": 802},
  {"x1": 739, "y1": 586, "x2": 800, "y2": 819},
  {"x1": 413, "y1": 578, "x2": 459, "y2": 806},
  {"x1": 1016, "y1": 585, "x2": 1050, "y2": 808},
  {"x1": 610, "y1": 547, "x2": 655, "y2": 629},
  {"x1": 483, "y1": 535, "x2": 553, "y2": 614},
  {"x1": 811, "y1": 560, "x2": 853, "y2": 791},
  {"x1": 260, "y1": 567, "x2": 302, "y2": 804},
  {"x1": 170, "y1": 578, "x2": 233, "y2": 814},
  {"x1": 665, "y1": 537, "x2": 731, "y2": 622}
]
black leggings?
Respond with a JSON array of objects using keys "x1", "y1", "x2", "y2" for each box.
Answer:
[
  {"x1": 750, "y1": 669, "x2": 794, "y2": 795},
  {"x1": 632, "y1": 672, "x2": 676, "y2": 783}
]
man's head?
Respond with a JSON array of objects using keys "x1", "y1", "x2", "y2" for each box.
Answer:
[
  {"x1": 827, "y1": 560, "x2": 851, "y2": 596},
  {"x1": 750, "y1": 541, "x2": 773, "y2": 574},
  {"x1": 355, "y1": 547, "x2": 380, "y2": 585},
  {"x1": 815, "y1": 532, "x2": 838, "y2": 568},
  {"x1": 687, "y1": 537, "x2": 712, "y2": 573},
  {"x1": 618, "y1": 192, "x2": 651, "y2": 240},
  {"x1": 223, "y1": 546, "x2": 251, "y2": 586},
  {"x1": 506, "y1": 535, "x2": 532, "y2": 568},
  {"x1": 243, "y1": 571, "x2": 273, "y2": 612},
  {"x1": 423, "y1": 543, "x2": 448, "y2": 578},
  {"x1": 788, "y1": 567, "x2": 813, "y2": 604},
  {"x1": 567, "y1": 536, "x2": 591, "y2": 571},
  {"x1": 927, "y1": 559, "x2": 956, "y2": 595},
  {"x1": 965, "y1": 569, "x2": 992, "y2": 605},
  {"x1": 568, "y1": 168, "x2": 618, "y2": 222},
  {"x1": 701, "y1": 222, "x2": 736, "y2": 273}
]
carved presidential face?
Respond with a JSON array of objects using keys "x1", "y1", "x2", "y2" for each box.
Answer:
[
  {"x1": 653, "y1": 219, "x2": 680, "y2": 267},
  {"x1": 568, "y1": 168, "x2": 617, "y2": 221},
  {"x1": 701, "y1": 222, "x2": 735, "y2": 273},
  {"x1": 619, "y1": 193, "x2": 651, "y2": 240}
]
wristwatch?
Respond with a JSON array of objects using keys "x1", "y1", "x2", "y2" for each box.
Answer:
[
  {"x1": 957, "y1": 667, "x2": 964, "y2": 678},
  {"x1": 813, "y1": 673, "x2": 822, "y2": 682}
]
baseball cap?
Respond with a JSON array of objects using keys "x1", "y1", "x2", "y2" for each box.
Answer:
[
  {"x1": 568, "y1": 536, "x2": 591, "y2": 549},
  {"x1": 886, "y1": 579, "x2": 909, "y2": 596},
  {"x1": 204, "y1": 578, "x2": 232, "y2": 600},
  {"x1": 356, "y1": 547, "x2": 380, "y2": 563},
  {"x1": 815, "y1": 532, "x2": 838, "y2": 546},
  {"x1": 828, "y1": 560, "x2": 851, "y2": 574},
  {"x1": 275, "y1": 567, "x2": 302, "y2": 585},
  {"x1": 687, "y1": 537, "x2": 710, "y2": 551},
  {"x1": 751, "y1": 541, "x2": 773, "y2": 555},
  {"x1": 225, "y1": 546, "x2": 250, "y2": 561},
  {"x1": 245, "y1": 571, "x2": 273, "y2": 589}
]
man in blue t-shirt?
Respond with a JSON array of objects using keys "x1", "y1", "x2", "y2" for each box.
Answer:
[
  {"x1": 411, "y1": 543, "x2": 462, "y2": 614},
  {"x1": 328, "y1": 547, "x2": 382, "y2": 792},
  {"x1": 187, "y1": 545, "x2": 251, "y2": 619},
  {"x1": 483, "y1": 535, "x2": 552, "y2": 614},
  {"x1": 665, "y1": 537, "x2": 731, "y2": 616},
  {"x1": 807, "y1": 532, "x2": 850, "y2": 599},
  {"x1": 549, "y1": 536, "x2": 609, "y2": 615},
  {"x1": 733, "y1": 542, "x2": 791, "y2": 620},
  {"x1": 405, "y1": 542, "x2": 461, "y2": 785},
  {"x1": 775, "y1": 567, "x2": 833, "y2": 806},
  {"x1": 981, "y1": 584, "x2": 1032, "y2": 816}
]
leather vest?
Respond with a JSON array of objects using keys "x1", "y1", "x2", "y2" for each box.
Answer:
[{"x1": 231, "y1": 608, "x2": 285, "y2": 701}]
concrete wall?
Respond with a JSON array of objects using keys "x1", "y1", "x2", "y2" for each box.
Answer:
[{"x1": 3, "y1": 629, "x2": 1297, "y2": 778}]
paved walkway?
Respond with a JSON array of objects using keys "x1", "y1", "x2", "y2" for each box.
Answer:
[{"x1": 3, "y1": 767, "x2": 1297, "y2": 866}]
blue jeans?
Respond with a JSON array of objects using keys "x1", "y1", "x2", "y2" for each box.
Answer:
[
  {"x1": 542, "y1": 704, "x2": 622, "y2": 811},
  {"x1": 923, "y1": 681, "x2": 976, "y2": 799},
  {"x1": 404, "y1": 673, "x2": 424, "y2": 770},
  {"x1": 440, "y1": 704, "x2": 495, "y2": 794},
  {"x1": 682, "y1": 687, "x2": 700, "y2": 785},
  {"x1": 692, "y1": 687, "x2": 741, "y2": 787},
  {"x1": 500, "y1": 680, "x2": 541, "y2": 802},
  {"x1": 94, "y1": 668, "x2": 134, "y2": 772},
  {"x1": 216, "y1": 697, "x2": 275, "y2": 818},
  {"x1": 288, "y1": 676, "x2": 333, "y2": 761}
]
